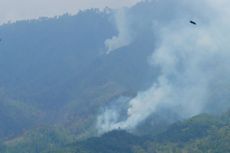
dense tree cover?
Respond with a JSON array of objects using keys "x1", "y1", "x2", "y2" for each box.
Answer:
[
  {"x1": 0, "y1": 1, "x2": 230, "y2": 153},
  {"x1": 0, "y1": 2, "x2": 157, "y2": 140},
  {"x1": 2, "y1": 127, "x2": 74, "y2": 153},
  {"x1": 2, "y1": 111, "x2": 230, "y2": 153}
]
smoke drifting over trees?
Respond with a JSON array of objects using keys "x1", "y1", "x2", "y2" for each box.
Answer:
[{"x1": 98, "y1": 0, "x2": 230, "y2": 133}]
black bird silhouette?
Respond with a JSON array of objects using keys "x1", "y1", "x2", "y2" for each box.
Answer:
[{"x1": 190, "y1": 20, "x2": 197, "y2": 25}]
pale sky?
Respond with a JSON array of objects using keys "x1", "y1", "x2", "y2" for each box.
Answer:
[{"x1": 0, "y1": 0, "x2": 141, "y2": 24}]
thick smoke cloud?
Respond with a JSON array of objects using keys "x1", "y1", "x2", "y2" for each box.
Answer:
[
  {"x1": 98, "y1": 0, "x2": 230, "y2": 133},
  {"x1": 97, "y1": 97, "x2": 130, "y2": 134}
]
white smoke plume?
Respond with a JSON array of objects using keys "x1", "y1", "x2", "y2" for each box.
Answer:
[
  {"x1": 104, "y1": 9, "x2": 133, "y2": 54},
  {"x1": 98, "y1": 0, "x2": 230, "y2": 133}
]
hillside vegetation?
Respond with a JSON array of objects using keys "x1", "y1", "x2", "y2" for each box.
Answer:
[
  {"x1": 2, "y1": 110, "x2": 230, "y2": 153},
  {"x1": 0, "y1": 0, "x2": 230, "y2": 152}
]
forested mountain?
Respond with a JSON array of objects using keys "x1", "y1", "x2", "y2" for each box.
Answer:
[
  {"x1": 0, "y1": 0, "x2": 230, "y2": 152},
  {"x1": 2, "y1": 110, "x2": 230, "y2": 153},
  {"x1": 0, "y1": 2, "x2": 157, "y2": 141}
]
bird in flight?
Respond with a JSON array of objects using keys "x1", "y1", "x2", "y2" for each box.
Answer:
[{"x1": 190, "y1": 20, "x2": 197, "y2": 25}]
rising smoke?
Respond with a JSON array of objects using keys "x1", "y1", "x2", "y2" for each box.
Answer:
[
  {"x1": 98, "y1": 0, "x2": 230, "y2": 134},
  {"x1": 104, "y1": 8, "x2": 134, "y2": 54}
]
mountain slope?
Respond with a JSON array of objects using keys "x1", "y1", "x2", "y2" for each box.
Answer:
[
  {"x1": 0, "y1": 3, "x2": 157, "y2": 140},
  {"x1": 3, "y1": 111, "x2": 229, "y2": 153},
  {"x1": 51, "y1": 112, "x2": 230, "y2": 153}
]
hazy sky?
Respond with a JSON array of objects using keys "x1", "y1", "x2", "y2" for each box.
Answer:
[{"x1": 0, "y1": 0, "x2": 140, "y2": 24}]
